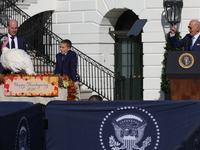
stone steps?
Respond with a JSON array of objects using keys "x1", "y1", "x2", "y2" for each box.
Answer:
[
  {"x1": 79, "y1": 85, "x2": 93, "y2": 101},
  {"x1": 0, "y1": 25, "x2": 6, "y2": 35}
]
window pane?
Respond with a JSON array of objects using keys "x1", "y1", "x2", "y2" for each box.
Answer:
[
  {"x1": 122, "y1": 67, "x2": 128, "y2": 78},
  {"x1": 122, "y1": 41, "x2": 127, "y2": 53}
]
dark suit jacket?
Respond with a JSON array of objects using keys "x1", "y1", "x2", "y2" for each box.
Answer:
[
  {"x1": 169, "y1": 33, "x2": 200, "y2": 51},
  {"x1": 55, "y1": 50, "x2": 77, "y2": 82},
  {"x1": 0, "y1": 34, "x2": 26, "y2": 74}
]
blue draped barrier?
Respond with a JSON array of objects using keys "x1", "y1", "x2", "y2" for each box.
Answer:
[
  {"x1": 45, "y1": 100, "x2": 200, "y2": 150},
  {"x1": 0, "y1": 101, "x2": 33, "y2": 115},
  {"x1": 0, "y1": 102, "x2": 43, "y2": 150}
]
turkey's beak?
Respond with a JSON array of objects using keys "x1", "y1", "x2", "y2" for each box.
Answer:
[{"x1": 1, "y1": 37, "x2": 8, "y2": 43}]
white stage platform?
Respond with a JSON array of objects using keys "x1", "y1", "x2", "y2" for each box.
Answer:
[{"x1": 0, "y1": 83, "x2": 80, "y2": 104}]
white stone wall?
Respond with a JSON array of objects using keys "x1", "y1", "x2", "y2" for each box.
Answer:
[
  {"x1": 52, "y1": 0, "x2": 117, "y2": 71},
  {"x1": 21, "y1": 0, "x2": 200, "y2": 100},
  {"x1": 21, "y1": 0, "x2": 56, "y2": 16},
  {"x1": 142, "y1": 0, "x2": 164, "y2": 100}
]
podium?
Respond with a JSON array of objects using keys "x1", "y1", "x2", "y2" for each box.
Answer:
[{"x1": 166, "y1": 51, "x2": 200, "y2": 100}]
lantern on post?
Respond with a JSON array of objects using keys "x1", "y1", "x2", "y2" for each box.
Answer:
[{"x1": 163, "y1": 0, "x2": 183, "y2": 24}]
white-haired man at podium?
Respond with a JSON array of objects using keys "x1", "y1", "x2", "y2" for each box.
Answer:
[{"x1": 169, "y1": 19, "x2": 200, "y2": 51}]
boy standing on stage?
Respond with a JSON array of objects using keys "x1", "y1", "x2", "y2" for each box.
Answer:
[{"x1": 55, "y1": 39, "x2": 77, "y2": 82}]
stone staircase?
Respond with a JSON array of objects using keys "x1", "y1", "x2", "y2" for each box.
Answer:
[
  {"x1": 0, "y1": 25, "x2": 6, "y2": 35},
  {"x1": 79, "y1": 86, "x2": 93, "y2": 101}
]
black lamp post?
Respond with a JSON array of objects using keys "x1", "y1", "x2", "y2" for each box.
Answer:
[{"x1": 163, "y1": 0, "x2": 183, "y2": 24}]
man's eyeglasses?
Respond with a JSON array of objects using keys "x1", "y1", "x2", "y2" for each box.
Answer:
[{"x1": 188, "y1": 26, "x2": 193, "y2": 30}]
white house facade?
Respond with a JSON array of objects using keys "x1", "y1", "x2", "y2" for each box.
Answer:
[{"x1": 18, "y1": 0, "x2": 198, "y2": 100}]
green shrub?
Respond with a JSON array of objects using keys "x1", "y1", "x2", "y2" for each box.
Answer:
[{"x1": 161, "y1": 31, "x2": 183, "y2": 94}]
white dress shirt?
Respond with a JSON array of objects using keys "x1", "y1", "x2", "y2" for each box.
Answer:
[{"x1": 7, "y1": 33, "x2": 18, "y2": 49}]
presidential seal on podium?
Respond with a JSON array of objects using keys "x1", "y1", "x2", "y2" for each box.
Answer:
[{"x1": 178, "y1": 53, "x2": 194, "y2": 69}]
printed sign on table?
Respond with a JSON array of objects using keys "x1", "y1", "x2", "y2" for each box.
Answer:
[{"x1": 4, "y1": 76, "x2": 58, "y2": 96}]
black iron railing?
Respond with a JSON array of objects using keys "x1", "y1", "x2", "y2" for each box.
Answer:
[
  {"x1": 0, "y1": 0, "x2": 126, "y2": 100},
  {"x1": 72, "y1": 47, "x2": 126, "y2": 100}
]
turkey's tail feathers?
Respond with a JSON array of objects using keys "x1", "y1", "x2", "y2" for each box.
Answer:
[{"x1": 25, "y1": 67, "x2": 36, "y2": 75}]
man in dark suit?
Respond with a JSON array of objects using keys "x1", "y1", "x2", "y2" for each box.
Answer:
[
  {"x1": 169, "y1": 19, "x2": 200, "y2": 51},
  {"x1": 0, "y1": 19, "x2": 26, "y2": 74},
  {"x1": 55, "y1": 39, "x2": 77, "y2": 82}
]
